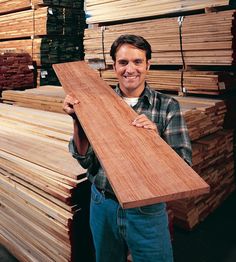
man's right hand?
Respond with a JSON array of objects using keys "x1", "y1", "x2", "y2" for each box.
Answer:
[{"x1": 63, "y1": 94, "x2": 79, "y2": 119}]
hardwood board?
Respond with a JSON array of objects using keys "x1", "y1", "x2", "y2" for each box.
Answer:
[{"x1": 53, "y1": 61, "x2": 209, "y2": 208}]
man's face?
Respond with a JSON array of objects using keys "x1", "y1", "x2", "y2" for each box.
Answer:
[{"x1": 113, "y1": 44, "x2": 150, "y2": 97}]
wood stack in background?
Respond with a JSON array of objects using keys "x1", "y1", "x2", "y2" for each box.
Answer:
[
  {"x1": 0, "y1": 51, "x2": 35, "y2": 92},
  {"x1": 0, "y1": 103, "x2": 95, "y2": 261},
  {"x1": 85, "y1": 0, "x2": 232, "y2": 24},
  {"x1": 0, "y1": 0, "x2": 85, "y2": 87},
  {"x1": 84, "y1": 0, "x2": 236, "y2": 230},
  {"x1": 84, "y1": 9, "x2": 236, "y2": 66},
  {"x1": 101, "y1": 69, "x2": 236, "y2": 96},
  {"x1": 1, "y1": 85, "x2": 65, "y2": 113}
]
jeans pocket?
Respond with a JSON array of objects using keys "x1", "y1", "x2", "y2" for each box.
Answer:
[
  {"x1": 91, "y1": 184, "x2": 104, "y2": 204},
  {"x1": 138, "y1": 203, "x2": 166, "y2": 216}
]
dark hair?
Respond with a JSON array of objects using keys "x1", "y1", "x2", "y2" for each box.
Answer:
[{"x1": 110, "y1": 34, "x2": 152, "y2": 61}]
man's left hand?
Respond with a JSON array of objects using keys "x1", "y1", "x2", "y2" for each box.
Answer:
[{"x1": 132, "y1": 114, "x2": 158, "y2": 133}]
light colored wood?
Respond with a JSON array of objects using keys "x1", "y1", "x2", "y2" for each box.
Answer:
[
  {"x1": 84, "y1": 10, "x2": 235, "y2": 66},
  {"x1": 85, "y1": 0, "x2": 231, "y2": 24},
  {"x1": 53, "y1": 61, "x2": 209, "y2": 208}
]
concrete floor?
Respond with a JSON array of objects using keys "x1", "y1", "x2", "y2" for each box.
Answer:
[{"x1": 1, "y1": 190, "x2": 236, "y2": 262}]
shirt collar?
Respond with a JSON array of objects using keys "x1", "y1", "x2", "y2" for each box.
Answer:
[{"x1": 115, "y1": 83, "x2": 153, "y2": 105}]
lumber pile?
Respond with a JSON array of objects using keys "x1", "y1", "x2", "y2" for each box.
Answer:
[
  {"x1": 0, "y1": 0, "x2": 83, "y2": 15},
  {"x1": 84, "y1": 9, "x2": 236, "y2": 66},
  {"x1": 101, "y1": 68, "x2": 236, "y2": 95},
  {"x1": 169, "y1": 129, "x2": 235, "y2": 229},
  {"x1": 85, "y1": 0, "x2": 232, "y2": 24},
  {"x1": 0, "y1": 2, "x2": 85, "y2": 87},
  {"x1": 1, "y1": 85, "x2": 65, "y2": 113},
  {"x1": 0, "y1": 103, "x2": 95, "y2": 261},
  {"x1": 0, "y1": 51, "x2": 35, "y2": 91}
]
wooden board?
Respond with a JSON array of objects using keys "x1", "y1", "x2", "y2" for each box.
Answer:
[{"x1": 53, "y1": 61, "x2": 210, "y2": 208}]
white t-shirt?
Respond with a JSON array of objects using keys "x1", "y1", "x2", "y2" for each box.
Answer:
[{"x1": 122, "y1": 96, "x2": 139, "y2": 107}]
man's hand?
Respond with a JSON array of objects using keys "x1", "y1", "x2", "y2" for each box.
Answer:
[
  {"x1": 132, "y1": 114, "x2": 158, "y2": 133},
  {"x1": 63, "y1": 94, "x2": 79, "y2": 119}
]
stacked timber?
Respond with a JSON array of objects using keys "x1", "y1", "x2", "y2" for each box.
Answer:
[
  {"x1": 101, "y1": 68, "x2": 236, "y2": 95},
  {"x1": 85, "y1": 0, "x2": 233, "y2": 24},
  {"x1": 1, "y1": 86, "x2": 228, "y2": 141},
  {"x1": 0, "y1": 51, "x2": 35, "y2": 91},
  {"x1": 84, "y1": 9, "x2": 236, "y2": 66},
  {"x1": 1, "y1": 85, "x2": 65, "y2": 113},
  {"x1": 169, "y1": 129, "x2": 235, "y2": 229},
  {"x1": 0, "y1": 103, "x2": 95, "y2": 261},
  {"x1": 0, "y1": 1, "x2": 85, "y2": 87},
  {"x1": 0, "y1": 0, "x2": 83, "y2": 15}
]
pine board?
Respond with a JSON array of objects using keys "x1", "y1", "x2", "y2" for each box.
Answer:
[{"x1": 53, "y1": 61, "x2": 209, "y2": 208}]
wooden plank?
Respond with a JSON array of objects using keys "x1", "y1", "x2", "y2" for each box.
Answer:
[{"x1": 53, "y1": 61, "x2": 209, "y2": 208}]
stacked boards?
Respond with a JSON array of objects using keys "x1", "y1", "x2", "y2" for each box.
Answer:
[
  {"x1": 0, "y1": 103, "x2": 95, "y2": 261},
  {"x1": 85, "y1": 0, "x2": 232, "y2": 24},
  {"x1": 0, "y1": 0, "x2": 85, "y2": 87},
  {"x1": 0, "y1": 52, "x2": 34, "y2": 91},
  {"x1": 1, "y1": 85, "x2": 65, "y2": 113}
]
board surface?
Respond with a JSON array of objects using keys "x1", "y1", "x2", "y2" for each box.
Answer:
[{"x1": 53, "y1": 61, "x2": 210, "y2": 208}]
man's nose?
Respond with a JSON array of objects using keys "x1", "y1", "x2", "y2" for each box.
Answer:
[{"x1": 126, "y1": 62, "x2": 135, "y2": 72}]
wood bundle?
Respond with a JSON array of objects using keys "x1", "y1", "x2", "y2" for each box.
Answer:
[
  {"x1": 85, "y1": 0, "x2": 232, "y2": 24},
  {"x1": 1, "y1": 85, "x2": 228, "y2": 141},
  {"x1": 169, "y1": 129, "x2": 235, "y2": 230},
  {"x1": 0, "y1": 51, "x2": 35, "y2": 91},
  {"x1": 174, "y1": 96, "x2": 227, "y2": 141},
  {"x1": 0, "y1": 0, "x2": 83, "y2": 15},
  {"x1": 0, "y1": 3, "x2": 85, "y2": 87},
  {"x1": 1, "y1": 85, "x2": 65, "y2": 113},
  {"x1": 100, "y1": 68, "x2": 236, "y2": 95},
  {"x1": 0, "y1": 7, "x2": 85, "y2": 40},
  {"x1": 84, "y1": 9, "x2": 236, "y2": 66},
  {"x1": 0, "y1": 0, "x2": 31, "y2": 15},
  {"x1": 0, "y1": 103, "x2": 95, "y2": 261}
]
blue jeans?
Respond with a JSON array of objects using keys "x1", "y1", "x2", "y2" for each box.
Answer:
[{"x1": 90, "y1": 184, "x2": 173, "y2": 262}]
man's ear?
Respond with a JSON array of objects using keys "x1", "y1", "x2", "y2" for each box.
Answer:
[
  {"x1": 147, "y1": 60, "x2": 151, "y2": 70},
  {"x1": 113, "y1": 62, "x2": 116, "y2": 71}
]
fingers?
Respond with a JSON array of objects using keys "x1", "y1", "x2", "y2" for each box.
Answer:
[
  {"x1": 132, "y1": 114, "x2": 157, "y2": 132},
  {"x1": 63, "y1": 94, "x2": 79, "y2": 116}
]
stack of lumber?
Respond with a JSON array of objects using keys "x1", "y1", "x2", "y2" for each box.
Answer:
[
  {"x1": 174, "y1": 96, "x2": 227, "y2": 141},
  {"x1": 0, "y1": 1, "x2": 85, "y2": 87},
  {"x1": 0, "y1": 0, "x2": 83, "y2": 15},
  {"x1": 0, "y1": 103, "x2": 95, "y2": 261},
  {"x1": 1, "y1": 86, "x2": 228, "y2": 141},
  {"x1": 84, "y1": 9, "x2": 236, "y2": 66},
  {"x1": 0, "y1": 7, "x2": 85, "y2": 40},
  {"x1": 85, "y1": 0, "x2": 232, "y2": 24},
  {"x1": 0, "y1": 51, "x2": 35, "y2": 91},
  {"x1": 169, "y1": 129, "x2": 235, "y2": 229},
  {"x1": 101, "y1": 68, "x2": 236, "y2": 95},
  {"x1": 1, "y1": 85, "x2": 65, "y2": 113}
]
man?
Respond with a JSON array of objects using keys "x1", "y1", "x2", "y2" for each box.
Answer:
[{"x1": 63, "y1": 34, "x2": 192, "y2": 262}]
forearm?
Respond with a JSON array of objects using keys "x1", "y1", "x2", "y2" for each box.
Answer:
[{"x1": 73, "y1": 118, "x2": 89, "y2": 156}]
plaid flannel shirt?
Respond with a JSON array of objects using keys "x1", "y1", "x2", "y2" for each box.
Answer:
[{"x1": 69, "y1": 84, "x2": 192, "y2": 194}]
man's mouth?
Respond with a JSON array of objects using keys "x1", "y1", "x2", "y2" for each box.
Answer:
[{"x1": 123, "y1": 75, "x2": 138, "y2": 79}]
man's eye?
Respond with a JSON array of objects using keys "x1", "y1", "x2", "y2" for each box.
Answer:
[
  {"x1": 135, "y1": 60, "x2": 143, "y2": 65},
  {"x1": 119, "y1": 61, "x2": 128, "y2": 65}
]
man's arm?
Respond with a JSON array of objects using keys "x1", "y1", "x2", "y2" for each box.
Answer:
[{"x1": 163, "y1": 98, "x2": 192, "y2": 166}]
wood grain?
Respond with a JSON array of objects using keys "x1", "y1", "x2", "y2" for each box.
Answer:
[{"x1": 53, "y1": 61, "x2": 210, "y2": 208}]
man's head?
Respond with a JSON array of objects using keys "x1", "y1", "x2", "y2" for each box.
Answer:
[
  {"x1": 110, "y1": 34, "x2": 152, "y2": 62},
  {"x1": 110, "y1": 35, "x2": 152, "y2": 98}
]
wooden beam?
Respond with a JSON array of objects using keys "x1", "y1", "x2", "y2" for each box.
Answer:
[{"x1": 53, "y1": 61, "x2": 210, "y2": 208}]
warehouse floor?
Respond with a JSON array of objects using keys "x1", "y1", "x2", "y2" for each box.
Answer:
[{"x1": 1, "y1": 190, "x2": 235, "y2": 262}]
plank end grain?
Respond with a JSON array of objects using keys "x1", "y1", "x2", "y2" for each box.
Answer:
[{"x1": 53, "y1": 61, "x2": 209, "y2": 209}]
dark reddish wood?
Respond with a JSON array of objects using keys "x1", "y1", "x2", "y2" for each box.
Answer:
[{"x1": 53, "y1": 61, "x2": 210, "y2": 208}]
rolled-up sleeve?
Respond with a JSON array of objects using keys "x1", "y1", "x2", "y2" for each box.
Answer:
[{"x1": 68, "y1": 138, "x2": 95, "y2": 169}]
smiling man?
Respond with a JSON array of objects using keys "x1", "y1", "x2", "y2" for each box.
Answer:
[{"x1": 63, "y1": 34, "x2": 192, "y2": 262}]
